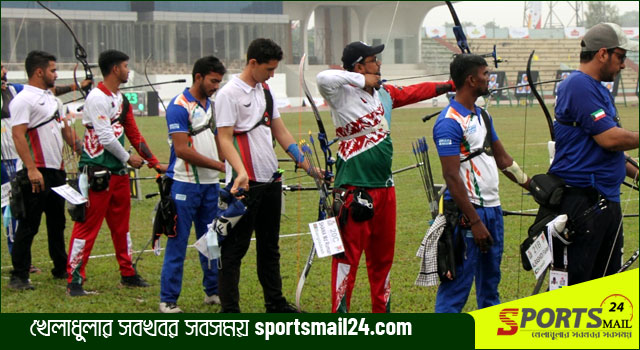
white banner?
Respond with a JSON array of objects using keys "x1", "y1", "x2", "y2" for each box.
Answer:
[
  {"x1": 622, "y1": 27, "x2": 639, "y2": 39},
  {"x1": 528, "y1": 1, "x2": 542, "y2": 29},
  {"x1": 425, "y1": 26, "x2": 446, "y2": 38},
  {"x1": 509, "y1": 27, "x2": 530, "y2": 39},
  {"x1": 564, "y1": 27, "x2": 586, "y2": 39},
  {"x1": 465, "y1": 26, "x2": 486, "y2": 39}
]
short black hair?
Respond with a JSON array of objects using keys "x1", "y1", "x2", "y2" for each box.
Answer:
[
  {"x1": 192, "y1": 56, "x2": 226, "y2": 82},
  {"x1": 25, "y1": 50, "x2": 56, "y2": 78},
  {"x1": 579, "y1": 48, "x2": 615, "y2": 63},
  {"x1": 98, "y1": 49, "x2": 129, "y2": 76},
  {"x1": 246, "y1": 38, "x2": 283, "y2": 65},
  {"x1": 450, "y1": 54, "x2": 488, "y2": 89}
]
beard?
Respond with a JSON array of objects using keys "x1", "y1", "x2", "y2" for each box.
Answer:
[{"x1": 44, "y1": 77, "x2": 55, "y2": 89}]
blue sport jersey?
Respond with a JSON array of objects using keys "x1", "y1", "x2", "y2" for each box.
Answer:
[{"x1": 551, "y1": 71, "x2": 624, "y2": 202}]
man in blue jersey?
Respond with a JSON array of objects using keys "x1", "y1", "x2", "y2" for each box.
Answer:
[
  {"x1": 159, "y1": 56, "x2": 227, "y2": 313},
  {"x1": 547, "y1": 23, "x2": 638, "y2": 285},
  {"x1": 433, "y1": 54, "x2": 531, "y2": 312}
]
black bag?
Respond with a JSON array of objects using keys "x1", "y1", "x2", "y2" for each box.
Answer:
[
  {"x1": 332, "y1": 187, "x2": 350, "y2": 228},
  {"x1": 350, "y1": 187, "x2": 374, "y2": 222},
  {"x1": 66, "y1": 178, "x2": 86, "y2": 222},
  {"x1": 87, "y1": 166, "x2": 111, "y2": 192},
  {"x1": 9, "y1": 169, "x2": 29, "y2": 220},
  {"x1": 437, "y1": 200, "x2": 467, "y2": 282},
  {"x1": 529, "y1": 173, "x2": 565, "y2": 209},
  {"x1": 153, "y1": 175, "x2": 177, "y2": 238}
]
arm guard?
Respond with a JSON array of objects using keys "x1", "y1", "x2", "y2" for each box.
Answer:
[{"x1": 502, "y1": 160, "x2": 528, "y2": 185}]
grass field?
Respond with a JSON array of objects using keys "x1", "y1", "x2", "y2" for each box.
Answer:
[{"x1": 1, "y1": 103, "x2": 638, "y2": 313}]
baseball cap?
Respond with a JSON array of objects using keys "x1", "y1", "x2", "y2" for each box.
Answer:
[
  {"x1": 341, "y1": 41, "x2": 385, "y2": 70},
  {"x1": 581, "y1": 23, "x2": 639, "y2": 52}
]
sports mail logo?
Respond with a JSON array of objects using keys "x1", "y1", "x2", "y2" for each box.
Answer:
[
  {"x1": 497, "y1": 307, "x2": 603, "y2": 335},
  {"x1": 496, "y1": 294, "x2": 634, "y2": 337}
]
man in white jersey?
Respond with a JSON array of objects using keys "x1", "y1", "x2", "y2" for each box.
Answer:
[
  {"x1": 159, "y1": 56, "x2": 227, "y2": 313},
  {"x1": 432, "y1": 54, "x2": 531, "y2": 312},
  {"x1": 8, "y1": 51, "x2": 79, "y2": 290},
  {"x1": 216, "y1": 38, "x2": 312, "y2": 313},
  {"x1": 2, "y1": 61, "x2": 88, "y2": 270}
]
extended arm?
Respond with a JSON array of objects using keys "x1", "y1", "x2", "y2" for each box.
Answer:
[{"x1": 384, "y1": 80, "x2": 455, "y2": 109}]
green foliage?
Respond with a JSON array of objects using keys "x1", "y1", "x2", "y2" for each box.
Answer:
[
  {"x1": 1, "y1": 105, "x2": 638, "y2": 313},
  {"x1": 585, "y1": 2, "x2": 621, "y2": 28}
]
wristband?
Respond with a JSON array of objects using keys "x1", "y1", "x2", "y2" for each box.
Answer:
[{"x1": 286, "y1": 143, "x2": 304, "y2": 164}]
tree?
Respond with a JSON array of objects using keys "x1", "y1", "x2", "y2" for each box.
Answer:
[
  {"x1": 619, "y1": 11, "x2": 639, "y2": 27},
  {"x1": 444, "y1": 21, "x2": 476, "y2": 28},
  {"x1": 484, "y1": 20, "x2": 500, "y2": 29},
  {"x1": 584, "y1": 1, "x2": 620, "y2": 27}
]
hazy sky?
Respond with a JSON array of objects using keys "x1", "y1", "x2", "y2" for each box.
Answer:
[{"x1": 422, "y1": 1, "x2": 639, "y2": 28}]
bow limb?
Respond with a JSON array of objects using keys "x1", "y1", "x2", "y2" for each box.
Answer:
[
  {"x1": 445, "y1": 1, "x2": 470, "y2": 54},
  {"x1": 37, "y1": 1, "x2": 93, "y2": 98},
  {"x1": 144, "y1": 54, "x2": 168, "y2": 114},
  {"x1": 526, "y1": 51, "x2": 555, "y2": 143},
  {"x1": 525, "y1": 50, "x2": 555, "y2": 296},
  {"x1": 295, "y1": 54, "x2": 336, "y2": 311}
]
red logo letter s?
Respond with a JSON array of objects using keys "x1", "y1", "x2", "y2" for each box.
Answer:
[{"x1": 497, "y1": 308, "x2": 519, "y2": 335}]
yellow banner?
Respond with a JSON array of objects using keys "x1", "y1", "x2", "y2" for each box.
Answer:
[{"x1": 470, "y1": 270, "x2": 639, "y2": 349}]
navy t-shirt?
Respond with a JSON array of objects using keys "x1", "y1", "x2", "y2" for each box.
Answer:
[{"x1": 550, "y1": 70, "x2": 624, "y2": 202}]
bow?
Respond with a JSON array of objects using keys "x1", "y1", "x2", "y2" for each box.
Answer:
[
  {"x1": 526, "y1": 51, "x2": 555, "y2": 144},
  {"x1": 294, "y1": 54, "x2": 335, "y2": 311},
  {"x1": 524, "y1": 50, "x2": 557, "y2": 295},
  {"x1": 445, "y1": 1, "x2": 502, "y2": 68},
  {"x1": 605, "y1": 156, "x2": 639, "y2": 275},
  {"x1": 37, "y1": 1, "x2": 93, "y2": 99},
  {"x1": 144, "y1": 54, "x2": 168, "y2": 114},
  {"x1": 445, "y1": 1, "x2": 470, "y2": 55}
]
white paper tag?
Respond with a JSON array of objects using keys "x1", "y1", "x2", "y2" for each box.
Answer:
[
  {"x1": 1, "y1": 182, "x2": 11, "y2": 207},
  {"x1": 526, "y1": 232, "x2": 553, "y2": 279},
  {"x1": 194, "y1": 233, "x2": 210, "y2": 259},
  {"x1": 549, "y1": 269, "x2": 568, "y2": 290},
  {"x1": 51, "y1": 184, "x2": 87, "y2": 205},
  {"x1": 308, "y1": 217, "x2": 344, "y2": 258}
]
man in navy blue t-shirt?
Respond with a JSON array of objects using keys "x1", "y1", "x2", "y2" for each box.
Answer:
[{"x1": 549, "y1": 23, "x2": 638, "y2": 285}]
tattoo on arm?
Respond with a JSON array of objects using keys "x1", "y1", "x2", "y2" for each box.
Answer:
[{"x1": 54, "y1": 84, "x2": 73, "y2": 96}]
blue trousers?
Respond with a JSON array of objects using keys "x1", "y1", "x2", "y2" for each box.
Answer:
[
  {"x1": 435, "y1": 206, "x2": 504, "y2": 313},
  {"x1": 160, "y1": 180, "x2": 220, "y2": 303}
]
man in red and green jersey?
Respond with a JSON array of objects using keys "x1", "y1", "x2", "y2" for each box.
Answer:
[
  {"x1": 317, "y1": 41, "x2": 454, "y2": 313},
  {"x1": 66, "y1": 50, "x2": 166, "y2": 297}
]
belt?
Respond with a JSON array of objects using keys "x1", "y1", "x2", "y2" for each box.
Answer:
[
  {"x1": 81, "y1": 165, "x2": 128, "y2": 176},
  {"x1": 112, "y1": 168, "x2": 128, "y2": 176}
]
